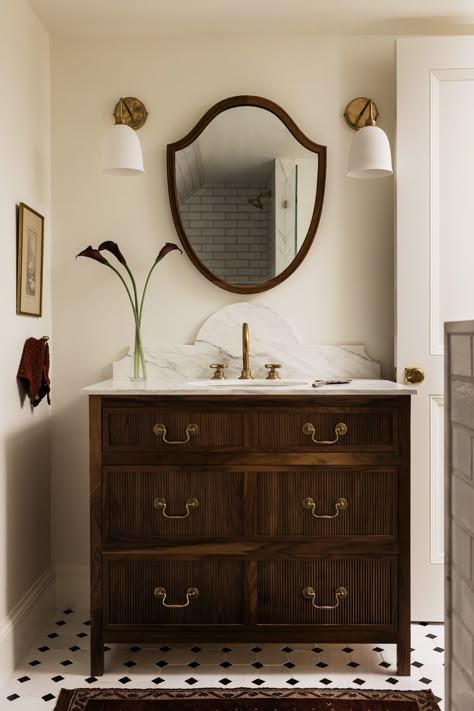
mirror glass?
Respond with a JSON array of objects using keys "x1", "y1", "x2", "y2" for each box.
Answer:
[{"x1": 167, "y1": 97, "x2": 326, "y2": 294}]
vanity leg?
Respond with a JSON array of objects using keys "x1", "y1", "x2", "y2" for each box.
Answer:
[
  {"x1": 397, "y1": 639, "x2": 411, "y2": 676},
  {"x1": 90, "y1": 610, "x2": 104, "y2": 676}
]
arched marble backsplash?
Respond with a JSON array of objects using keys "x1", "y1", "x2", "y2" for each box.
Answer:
[{"x1": 113, "y1": 303, "x2": 380, "y2": 380}]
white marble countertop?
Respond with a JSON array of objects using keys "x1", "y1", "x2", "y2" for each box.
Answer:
[{"x1": 82, "y1": 378, "x2": 417, "y2": 396}]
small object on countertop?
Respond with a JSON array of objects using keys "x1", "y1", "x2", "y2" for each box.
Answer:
[
  {"x1": 312, "y1": 378, "x2": 352, "y2": 388},
  {"x1": 17, "y1": 337, "x2": 51, "y2": 407}
]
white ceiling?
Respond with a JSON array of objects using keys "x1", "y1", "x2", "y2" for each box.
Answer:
[{"x1": 27, "y1": 0, "x2": 474, "y2": 38}]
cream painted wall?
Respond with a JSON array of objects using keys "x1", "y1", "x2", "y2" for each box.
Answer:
[
  {"x1": 51, "y1": 34, "x2": 395, "y2": 590},
  {"x1": 0, "y1": 0, "x2": 52, "y2": 659}
]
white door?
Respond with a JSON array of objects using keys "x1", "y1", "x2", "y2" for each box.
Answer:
[{"x1": 396, "y1": 37, "x2": 474, "y2": 621}]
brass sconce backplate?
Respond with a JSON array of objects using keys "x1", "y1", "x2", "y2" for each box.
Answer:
[
  {"x1": 113, "y1": 97, "x2": 148, "y2": 130},
  {"x1": 344, "y1": 97, "x2": 379, "y2": 130}
]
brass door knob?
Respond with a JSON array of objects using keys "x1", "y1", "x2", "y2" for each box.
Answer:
[{"x1": 404, "y1": 367, "x2": 425, "y2": 384}]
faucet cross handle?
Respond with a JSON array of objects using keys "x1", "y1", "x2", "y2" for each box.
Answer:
[
  {"x1": 265, "y1": 363, "x2": 282, "y2": 380},
  {"x1": 210, "y1": 363, "x2": 228, "y2": 380}
]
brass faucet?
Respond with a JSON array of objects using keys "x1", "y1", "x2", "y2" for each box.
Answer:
[{"x1": 239, "y1": 322, "x2": 253, "y2": 379}]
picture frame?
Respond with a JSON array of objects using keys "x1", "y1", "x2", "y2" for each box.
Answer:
[{"x1": 16, "y1": 202, "x2": 44, "y2": 317}]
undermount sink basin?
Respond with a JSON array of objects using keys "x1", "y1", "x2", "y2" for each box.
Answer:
[{"x1": 187, "y1": 378, "x2": 310, "y2": 387}]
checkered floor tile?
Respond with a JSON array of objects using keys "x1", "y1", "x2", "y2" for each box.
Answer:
[{"x1": 0, "y1": 610, "x2": 445, "y2": 710}]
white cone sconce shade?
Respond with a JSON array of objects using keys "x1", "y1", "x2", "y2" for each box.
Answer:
[
  {"x1": 101, "y1": 97, "x2": 148, "y2": 176},
  {"x1": 344, "y1": 97, "x2": 393, "y2": 179}
]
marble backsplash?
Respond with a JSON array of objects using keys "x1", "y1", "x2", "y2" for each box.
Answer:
[{"x1": 112, "y1": 302, "x2": 381, "y2": 380}]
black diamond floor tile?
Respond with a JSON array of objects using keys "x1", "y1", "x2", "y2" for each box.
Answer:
[
  {"x1": 251, "y1": 647, "x2": 262, "y2": 653},
  {"x1": 426, "y1": 633, "x2": 437, "y2": 639},
  {"x1": 286, "y1": 678, "x2": 299, "y2": 685},
  {"x1": 7, "y1": 694, "x2": 19, "y2": 701},
  {"x1": 51, "y1": 675, "x2": 64, "y2": 683},
  {"x1": 130, "y1": 646, "x2": 141, "y2": 652},
  {"x1": 123, "y1": 661, "x2": 136, "y2": 668},
  {"x1": 38, "y1": 646, "x2": 49, "y2": 652},
  {"x1": 386, "y1": 678, "x2": 399, "y2": 685},
  {"x1": 118, "y1": 677, "x2": 131, "y2": 684},
  {"x1": 320, "y1": 678, "x2": 333, "y2": 685},
  {"x1": 155, "y1": 661, "x2": 168, "y2": 668},
  {"x1": 353, "y1": 678, "x2": 365, "y2": 685},
  {"x1": 42, "y1": 694, "x2": 55, "y2": 702},
  {"x1": 188, "y1": 661, "x2": 200, "y2": 669},
  {"x1": 47, "y1": 633, "x2": 59, "y2": 639},
  {"x1": 190, "y1": 647, "x2": 202, "y2": 653},
  {"x1": 312, "y1": 646, "x2": 324, "y2": 653},
  {"x1": 347, "y1": 661, "x2": 360, "y2": 668},
  {"x1": 283, "y1": 662, "x2": 295, "y2": 669},
  {"x1": 160, "y1": 646, "x2": 171, "y2": 653},
  {"x1": 219, "y1": 678, "x2": 232, "y2": 685},
  {"x1": 69, "y1": 645, "x2": 80, "y2": 652},
  {"x1": 60, "y1": 660, "x2": 72, "y2": 667},
  {"x1": 76, "y1": 632, "x2": 87, "y2": 639},
  {"x1": 221, "y1": 647, "x2": 232, "y2": 653},
  {"x1": 342, "y1": 647, "x2": 353, "y2": 653},
  {"x1": 372, "y1": 646, "x2": 384, "y2": 652},
  {"x1": 434, "y1": 646, "x2": 444, "y2": 652},
  {"x1": 281, "y1": 646, "x2": 293, "y2": 653},
  {"x1": 419, "y1": 677, "x2": 432, "y2": 684},
  {"x1": 379, "y1": 661, "x2": 391, "y2": 668},
  {"x1": 220, "y1": 661, "x2": 231, "y2": 668},
  {"x1": 151, "y1": 678, "x2": 164, "y2": 685},
  {"x1": 315, "y1": 662, "x2": 328, "y2": 669},
  {"x1": 252, "y1": 679, "x2": 265, "y2": 686},
  {"x1": 63, "y1": 609, "x2": 73, "y2": 615},
  {"x1": 28, "y1": 660, "x2": 41, "y2": 667},
  {"x1": 17, "y1": 676, "x2": 30, "y2": 683},
  {"x1": 55, "y1": 620, "x2": 66, "y2": 627},
  {"x1": 412, "y1": 661, "x2": 424, "y2": 668},
  {"x1": 85, "y1": 677, "x2": 97, "y2": 684},
  {"x1": 185, "y1": 678, "x2": 198, "y2": 685}
]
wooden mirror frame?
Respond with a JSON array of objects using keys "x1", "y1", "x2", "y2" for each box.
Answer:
[{"x1": 167, "y1": 95, "x2": 327, "y2": 294}]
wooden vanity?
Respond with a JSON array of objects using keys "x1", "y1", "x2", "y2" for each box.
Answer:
[{"x1": 87, "y1": 383, "x2": 412, "y2": 676}]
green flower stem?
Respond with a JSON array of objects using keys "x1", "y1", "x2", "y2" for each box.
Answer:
[
  {"x1": 133, "y1": 319, "x2": 147, "y2": 379},
  {"x1": 123, "y1": 263, "x2": 140, "y2": 325},
  {"x1": 106, "y1": 263, "x2": 138, "y2": 321},
  {"x1": 138, "y1": 260, "x2": 160, "y2": 324}
]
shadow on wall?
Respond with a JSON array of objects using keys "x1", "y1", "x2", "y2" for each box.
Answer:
[{"x1": 3, "y1": 414, "x2": 51, "y2": 666}]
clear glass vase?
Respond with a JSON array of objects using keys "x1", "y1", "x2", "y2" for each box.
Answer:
[{"x1": 131, "y1": 322, "x2": 147, "y2": 381}]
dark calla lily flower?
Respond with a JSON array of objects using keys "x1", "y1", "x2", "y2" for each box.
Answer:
[
  {"x1": 76, "y1": 246, "x2": 110, "y2": 265},
  {"x1": 155, "y1": 242, "x2": 182, "y2": 264},
  {"x1": 98, "y1": 240, "x2": 127, "y2": 266}
]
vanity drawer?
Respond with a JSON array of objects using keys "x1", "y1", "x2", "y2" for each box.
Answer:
[
  {"x1": 105, "y1": 559, "x2": 245, "y2": 626},
  {"x1": 257, "y1": 558, "x2": 396, "y2": 626},
  {"x1": 103, "y1": 407, "x2": 244, "y2": 452},
  {"x1": 103, "y1": 469, "x2": 244, "y2": 540},
  {"x1": 257, "y1": 408, "x2": 397, "y2": 451},
  {"x1": 257, "y1": 469, "x2": 397, "y2": 538}
]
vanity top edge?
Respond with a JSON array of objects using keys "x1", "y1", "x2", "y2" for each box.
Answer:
[{"x1": 81, "y1": 378, "x2": 417, "y2": 396}]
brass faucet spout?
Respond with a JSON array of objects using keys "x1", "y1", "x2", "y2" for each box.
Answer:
[{"x1": 239, "y1": 322, "x2": 253, "y2": 379}]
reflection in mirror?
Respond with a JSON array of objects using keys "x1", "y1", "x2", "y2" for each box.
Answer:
[{"x1": 167, "y1": 97, "x2": 326, "y2": 294}]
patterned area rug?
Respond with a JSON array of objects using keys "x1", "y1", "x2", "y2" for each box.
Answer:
[{"x1": 54, "y1": 687, "x2": 441, "y2": 710}]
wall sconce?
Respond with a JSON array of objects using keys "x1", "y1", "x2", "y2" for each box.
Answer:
[
  {"x1": 101, "y1": 97, "x2": 148, "y2": 175},
  {"x1": 344, "y1": 97, "x2": 392, "y2": 179}
]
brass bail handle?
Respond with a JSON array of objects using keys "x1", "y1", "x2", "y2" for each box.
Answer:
[
  {"x1": 302, "y1": 422, "x2": 348, "y2": 445},
  {"x1": 154, "y1": 586, "x2": 199, "y2": 608},
  {"x1": 153, "y1": 423, "x2": 199, "y2": 444},
  {"x1": 154, "y1": 496, "x2": 199, "y2": 519},
  {"x1": 302, "y1": 586, "x2": 348, "y2": 610},
  {"x1": 404, "y1": 367, "x2": 425, "y2": 385},
  {"x1": 303, "y1": 496, "x2": 348, "y2": 519}
]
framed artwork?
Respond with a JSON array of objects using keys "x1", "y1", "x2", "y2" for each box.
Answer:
[{"x1": 16, "y1": 202, "x2": 44, "y2": 317}]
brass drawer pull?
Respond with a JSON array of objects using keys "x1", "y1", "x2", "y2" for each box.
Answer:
[
  {"x1": 153, "y1": 423, "x2": 199, "y2": 444},
  {"x1": 302, "y1": 585, "x2": 348, "y2": 610},
  {"x1": 302, "y1": 496, "x2": 348, "y2": 519},
  {"x1": 154, "y1": 586, "x2": 199, "y2": 608},
  {"x1": 154, "y1": 496, "x2": 199, "y2": 519},
  {"x1": 302, "y1": 422, "x2": 348, "y2": 445}
]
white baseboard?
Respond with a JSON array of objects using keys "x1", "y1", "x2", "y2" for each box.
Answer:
[
  {"x1": 54, "y1": 564, "x2": 89, "y2": 611},
  {"x1": 0, "y1": 566, "x2": 55, "y2": 688}
]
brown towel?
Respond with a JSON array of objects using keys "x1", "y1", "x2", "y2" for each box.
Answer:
[{"x1": 17, "y1": 337, "x2": 51, "y2": 407}]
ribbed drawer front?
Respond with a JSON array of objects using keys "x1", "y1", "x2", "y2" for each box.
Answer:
[
  {"x1": 103, "y1": 408, "x2": 244, "y2": 451},
  {"x1": 103, "y1": 469, "x2": 244, "y2": 539},
  {"x1": 257, "y1": 469, "x2": 397, "y2": 537},
  {"x1": 257, "y1": 408, "x2": 396, "y2": 451},
  {"x1": 106, "y1": 559, "x2": 245, "y2": 626},
  {"x1": 257, "y1": 558, "x2": 396, "y2": 626}
]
